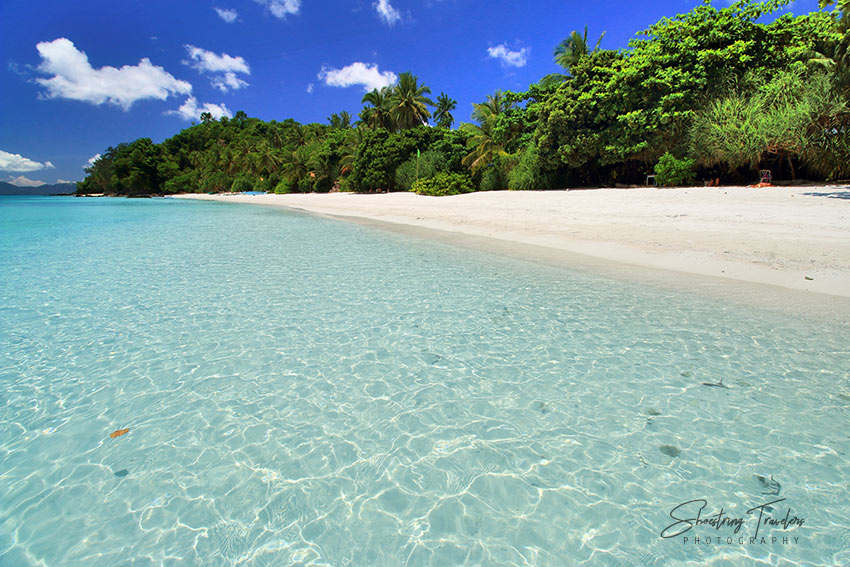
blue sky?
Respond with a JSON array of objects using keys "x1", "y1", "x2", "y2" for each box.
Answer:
[{"x1": 0, "y1": 0, "x2": 821, "y2": 186}]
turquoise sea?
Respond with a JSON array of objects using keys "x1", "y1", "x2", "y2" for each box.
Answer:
[{"x1": 1, "y1": 195, "x2": 848, "y2": 567}]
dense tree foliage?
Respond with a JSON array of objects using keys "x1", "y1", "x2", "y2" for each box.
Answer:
[{"x1": 80, "y1": 1, "x2": 850, "y2": 197}]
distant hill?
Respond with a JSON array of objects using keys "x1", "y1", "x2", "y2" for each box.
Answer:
[{"x1": 0, "y1": 181, "x2": 77, "y2": 196}]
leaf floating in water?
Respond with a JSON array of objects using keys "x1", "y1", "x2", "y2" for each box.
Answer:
[
  {"x1": 680, "y1": 370, "x2": 693, "y2": 377},
  {"x1": 754, "y1": 474, "x2": 781, "y2": 495},
  {"x1": 646, "y1": 408, "x2": 662, "y2": 416},
  {"x1": 659, "y1": 445, "x2": 681, "y2": 458},
  {"x1": 110, "y1": 428, "x2": 130, "y2": 439},
  {"x1": 701, "y1": 378, "x2": 729, "y2": 389},
  {"x1": 114, "y1": 469, "x2": 129, "y2": 478}
]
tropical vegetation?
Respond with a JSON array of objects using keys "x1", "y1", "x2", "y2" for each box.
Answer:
[{"x1": 79, "y1": 0, "x2": 850, "y2": 197}]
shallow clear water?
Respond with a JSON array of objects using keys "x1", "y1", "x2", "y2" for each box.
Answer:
[{"x1": 1, "y1": 196, "x2": 848, "y2": 567}]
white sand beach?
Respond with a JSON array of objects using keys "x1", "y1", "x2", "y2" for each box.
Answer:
[{"x1": 175, "y1": 186, "x2": 850, "y2": 318}]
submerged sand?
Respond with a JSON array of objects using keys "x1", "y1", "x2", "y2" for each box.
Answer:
[{"x1": 175, "y1": 187, "x2": 850, "y2": 321}]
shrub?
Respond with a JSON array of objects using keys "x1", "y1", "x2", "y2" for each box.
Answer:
[
  {"x1": 654, "y1": 153, "x2": 696, "y2": 186},
  {"x1": 508, "y1": 145, "x2": 554, "y2": 190},
  {"x1": 395, "y1": 150, "x2": 448, "y2": 191},
  {"x1": 274, "y1": 179, "x2": 295, "y2": 194},
  {"x1": 162, "y1": 172, "x2": 197, "y2": 194},
  {"x1": 231, "y1": 174, "x2": 255, "y2": 192},
  {"x1": 478, "y1": 166, "x2": 503, "y2": 192},
  {"x1": 256, "y1": 176, "x2": 276, "y2": 193},
  {"x1": 410, "y1": 172, "x2": 475, "y2": 196},
  {"x1": 199, "y1": 171, "x2": 231, "y2": 193},
  {"x1": 296, "y1": 177, "x2": 314, "y2": 193}
]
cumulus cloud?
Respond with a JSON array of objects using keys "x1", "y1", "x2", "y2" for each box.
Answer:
[
  {"x1": 306, "y1": 83, "x2": 314, "y2": 94},
  {"x1": 214, "y1": 7, "x2": 238, "y2": 23},
  {"x1": 184, "y1": 45, "x2": 249, "y2": 74},
  {"x1": 254, "y1": 0, "x2": 300, "y2": 18},
  {"x1": 33, "y1": 38, "x2": 192, "y2": 109},
  {"x1": 318, "y1": 62, "x2": 397, "y2": 92},
  {"x1": 487, "y1": 44, "x2": 530, "y2": 68},
  {"x1": 7, "y1": 175, "x2": 47, "y2": 187},
  {"x1": 167, "y1": 96, "x2": 232, "y2": 121},
  {"x1": 0, "y1": 149, "x2": 54, "y2": 172},
  {"x1": 212, "y1": 72, "x2": 248, "y2": 91},
  {"x1": 184, "y1": 45, "x2": 250, "y2": 92},
  {"x1": 374, "y1": 0, "x2": 401, "y2": 25}
]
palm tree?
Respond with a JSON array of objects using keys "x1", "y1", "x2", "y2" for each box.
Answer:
[
  {"x1": 327, "y1": 111, "x2": 352, "y2": 129},
  {"x1": 361, "y1": 87, "x2": 395, "y2": 130},
  {"x1": 433, "y1": 93, "x2": 457, "y2": 129},
  {"x1": 555, "y1": 27, "x2": 605, "y2": 70},
  {"x1": 280, "y1": 146, "x2": 312, "y2": 189},
  {"x1": 461, "y1": 90, "x2": 516, "y2": 173},
  {"x1": 471, "y1": 90, "x2": 512, "y2": 125},
  {"x1": 287, "y1": 124, "x2": 312, "y2": 148},
  {"x1": 269, "y1": 124, "x2": 286, "y2": 149},
  {"x1": 253, "y1": 141, "x2": 281, "y2": 177},
  {"x1": 389, "y1": 72, "x2": 435, "y2": 129},
  {"x1": 232, "y1": 110, "x2": 249, "y2": 128},
  {"x1": 460, "y1": 120, "x2": 508, "y2": 172},
  {"x1": 540, "y1": 26, "x2": 606, "y2": 87}
]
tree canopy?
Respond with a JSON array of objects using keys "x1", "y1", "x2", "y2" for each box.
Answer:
[{"x1": 80, "y1": 1, "x2": 850, "y2": 197}]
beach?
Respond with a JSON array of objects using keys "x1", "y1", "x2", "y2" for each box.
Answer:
[{"x1": 176, "y1": 187, "x2": 850, "y2": 312}]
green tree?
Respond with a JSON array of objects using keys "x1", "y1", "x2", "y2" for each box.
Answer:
[
  {"x1": 327, "y1": 111, "x2": 353, "y2": 129},
  {"x1": 540, "y1": 26, "x2": 606, "y2": 87},
  {"x1": 461, "y1": 90, "x2": 516, "y2": 178},
  {"x1": 554, "y1": 27, "x2": 606, "y2": 72},
  {"x1": 232, "y1": 110, "x2": 248, "y2": 128},
  {"x1": 360, "y1": 87, "x2": 395, "y2": 130},
  {"x1": 389, "y1": 72, "x2": 435, "y2": 129},
  {"x1": 433, "y1": 93, "x2": 457, "y2": 129}
]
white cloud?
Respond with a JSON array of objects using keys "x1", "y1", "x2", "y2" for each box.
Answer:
[
  {"x1": 0, "y1": 149, "x2": 54, "y2": 172},
  {"x1": 167, "y1": 96, "x2": 232, "y2": 121},
  {"x1": 184, "y1": 45, "x2": 250, "y2": 92},
  {"x1": 55, "y1": 179, "x2": 76, "y2": 184},
  {"x1": 211, "y1": 72, "x2": 249, "y2": 92},
  {"x1": 374, "y1": 0, "x2": 401, "y2": 25},
  {"x1": 487, "y1": 44, "x2": 530, "y2": 68},
  {"x1": 86, "y1": 153, "x2": 101, "y2": 168},
  {"x1": 184, "y1": 45, "x2": 249, "y2": 74},
  {"x1": 306, "y1": 83, "x2": 314, "y2": 94},
  {"x1": 34, "y1": 38, "x2": 192, "y2": 110},
  {"x1": 214, "y1": 7, "x2": 239, "y2": 23},
  {"x1": 318, "y1": 62, "x2": 397, "y2": 92},
  {"x1": 7, "y1": 175, "x2": 47, "y2": 187},
  {"x1": 254, "y1": 0, "x2": 300, "y2": 18}
]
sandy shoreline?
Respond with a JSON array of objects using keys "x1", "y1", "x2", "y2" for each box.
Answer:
[{"x1": 174, "y1": 187, "x2": 850, "y2": 320}]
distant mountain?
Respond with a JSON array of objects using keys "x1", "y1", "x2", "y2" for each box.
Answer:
[{"x1": 0, "y1": 181, "x2": 77, "y2": 196}]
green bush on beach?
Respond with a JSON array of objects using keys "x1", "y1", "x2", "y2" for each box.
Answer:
[
  {"x1": 411, "y1": 172, "x2": 475, "y2": 196},
  {"x1": 230, "y1": 174, "x2": 255, "y2": 193},
  {"x1": 654, "y1": 153, "x2": 696, "y2": 186}
]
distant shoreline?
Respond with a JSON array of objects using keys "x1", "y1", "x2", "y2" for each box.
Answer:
[{"x1": 172, "y1": 187, "x2": 850, "y2": 323}]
